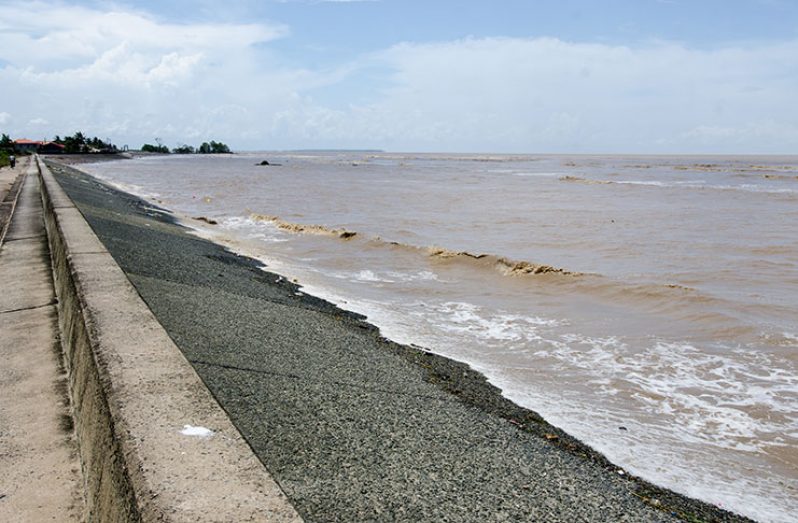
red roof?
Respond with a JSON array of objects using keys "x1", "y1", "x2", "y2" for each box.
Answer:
[{"x1": 14, "y1": 139, "x2": 44, "y2": 145}]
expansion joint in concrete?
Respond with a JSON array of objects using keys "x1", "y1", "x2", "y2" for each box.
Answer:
[
  {"x1": 0, "y1": 300, "x2": 57, "y2": 315},
  {"x1": 3, "y1": 234, "x2": 47, "y2": 242}
]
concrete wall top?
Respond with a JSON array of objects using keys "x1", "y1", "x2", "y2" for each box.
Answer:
[{"x1": 37, "y1": 156, "x2": 303, "y2": 522}]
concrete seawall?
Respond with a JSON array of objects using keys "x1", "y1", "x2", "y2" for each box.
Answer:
[{"x1": 36, "y1": 155, "x2": 303, "y2": 522}]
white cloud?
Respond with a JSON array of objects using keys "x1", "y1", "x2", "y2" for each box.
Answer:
[
  {"x1": 0, "y1": 1, "x2": 299, "y2": 143},
  {"x1": 0, "y1": 112, "x2": 9, "y2": 125},
  {"x1": 248, "y1": 36, "x2": 798, "y2": 153},
  {"x1": 338, "y1": 37, "x2": 798, "y2": 152},
  {"x1": 0, "y1": 1, "x2": 286, "y2": 70},
  {"x1": 19, "y1": 42, "x2": 205, "y2": 88},
  {"x1": 0, "y1": 2, "x2": 796, "y2": 153},
  {"x1": 298, "y1": 37, "x2": 790, "y2": 154}
]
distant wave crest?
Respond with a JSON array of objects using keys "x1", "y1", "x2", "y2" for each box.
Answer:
[
  {"x1": 427, "y1": 247, "x2": 579, "y2": 276},
  {"x1": 250, "y1": 213, "x2": 358, "y2": 239},
  {"x1": 228, "y1": 212, "x2": 776, "y2": 337},
  {"x1": 247, "y1": 213, "x2": 580, "y2": 278}
]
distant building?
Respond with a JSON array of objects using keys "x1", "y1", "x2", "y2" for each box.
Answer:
[
  {"x1": 13, "y1": 139, "x2": 43, "y2": 152},
  {"x1": 11, "y1": 139, "x2": 67, "y2": 154},
  {"x1": 39, "y1": 141, "x2": 66, "y2": 154}
]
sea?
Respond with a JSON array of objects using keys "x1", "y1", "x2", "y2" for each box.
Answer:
[{"x1": 81, "y1": 152, "x2": 798, "y2": 523}]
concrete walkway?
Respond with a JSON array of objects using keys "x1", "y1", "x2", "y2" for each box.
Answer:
[
  {"x1": 0, "y1": 160, "x2": 83, "y2": 521},
  {"x1": 0, "y1": 158, "x2": 26, "y2": 242}
]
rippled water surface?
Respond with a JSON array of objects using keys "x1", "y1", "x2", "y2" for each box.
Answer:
[{"x1": 82, "y1": 153, "x2": 798, "y2": 522}]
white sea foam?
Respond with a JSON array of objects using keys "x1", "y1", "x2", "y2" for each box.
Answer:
[
  {"x1": 614, "y1": 180, "x2": 667, "y2": 187},
  {"x1": 355, "y1": 270, "x2": 391, "y2": 283},
  {"x1": 98, "y1": 177, "x2": 163, "y2": 200},
  {"x1": 536, "y1": 336, "x2": 798, "y2": 452},
  {"x1": 424, "y1": 301, "x2": 563, "y2": 344},
  {"x1": 512, "y1": 172, "x2": 564, "y2": 177},
  {"x1": 220, "y1": 216, "x2": 290, "y2": 242}
]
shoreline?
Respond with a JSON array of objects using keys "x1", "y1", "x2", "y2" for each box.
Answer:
[{"x1": 46, "y1": 158, "x2": 754, "y2": 522}]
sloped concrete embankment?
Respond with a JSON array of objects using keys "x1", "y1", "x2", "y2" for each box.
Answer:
[{"x1": 35, "y1": 155, "x2": 303, "y2": 522}]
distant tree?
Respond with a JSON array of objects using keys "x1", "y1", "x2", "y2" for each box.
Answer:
[
  {"x1": 212, "y1": 141, "x2": 231, "y2": 153},
  {"x1": 62, "y1": 131, "x2": 88, "y2": 153},
  {"x1": 141, "y1": 143, "x2": 170, "y2": 154},
  {"x1": 0, "y1": 133, "x2": 12, "y2": 166},
  {"x1": 198, "y1": 140, "x2": 231, "y2": 154},
  {"x1": 172, "y1": 144, "x2": 195, "y2": 154},
  {"x1": 0, "y1": 133, "x2": 13, "y2": 152}
]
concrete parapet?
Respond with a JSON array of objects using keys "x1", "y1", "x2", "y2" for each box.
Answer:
[{"x1": 36, "y1": 156, "x2": 303, "y2": 522}]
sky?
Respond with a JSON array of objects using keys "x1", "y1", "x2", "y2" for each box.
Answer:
[{"x1": 0, "y1": 0, "x2": 797, "y2": 153}]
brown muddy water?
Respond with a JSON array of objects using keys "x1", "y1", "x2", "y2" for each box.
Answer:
[{"x1": 82, "y1": 153, "x2": 798, "y2": 523}]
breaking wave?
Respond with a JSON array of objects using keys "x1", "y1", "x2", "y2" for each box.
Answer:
[
  {"x1": 249, "y1": 213, "x2": 358, "y2": 239},
  {"x1": 426, "y1": 247, "x2": 580, "y2": 276},
  {"x1": 246, "y1": 213, "x2": 582, "y2": 279},
  {"x1": 559, "y1": 175, "x2": 613, "y2": 185},
  {"x1": 560, "y1": 176, "x2": 798, "y2": 195},
  {"x1": 231, "y1": 213, "x2": 767, "y2": 333}
]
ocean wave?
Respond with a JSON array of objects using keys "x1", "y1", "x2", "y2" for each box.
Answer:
[
  {"x1": 427, "y1": 247, "x2": 580, "y2": 276},
  {"x1": 559, "y1": 175, "x2": 613, "y2": 185},
  {"x1": 731, "y1": 173, "x2": 798, "y2": 181},
  {"x1": 560, "y1": 175, "x2": 798, "y2": 195},
  {"x1": 400, "y1": 299, "x2": 798, "y2": 452},
  {"x1": 536, "y1": 335, "x2": 798, "y2": 453},
  {"x1": 365, "y1": 154, "x2": 536, "y2": 163},
  {"x1": 249, "y1": 213, "x2": 358, "y2": 239},
  {"x1": 244, "y1": 213, "x2": 583, "y2": 280},
  {"x1": 231, "y1": 213, "x2": 768, "y2": 327},
  {"x1": 511, "y1": 172, "x2": 563, "y2": 177},
  {"x1": 327, "y1": 268, "x2": 444, "y2": 285},
  {"x1": 673, "y1": 163, "x2": 725, "y2": 172},
  {"x1": 419, "y1": 301, "x2": 564, "y2": 344},
  {"x1": 226, "y1": 212, "x2": 794, "y2": 337}
]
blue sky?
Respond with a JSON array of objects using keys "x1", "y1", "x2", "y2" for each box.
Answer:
[{"x1": 1, "y1": 0, "x2": 796, "y2": 152}]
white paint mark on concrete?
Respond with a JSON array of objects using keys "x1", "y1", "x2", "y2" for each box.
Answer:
[{"x1": 180, "y1": 425, "x2": 214, "y2": 438}]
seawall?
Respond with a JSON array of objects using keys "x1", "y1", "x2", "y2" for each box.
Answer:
[
  {"x1": 40, "y1": 155, "x2": 757, "y2": 523},
  {"x1": 35, "y1": 155, "x2": 303, "y2": 522}
]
